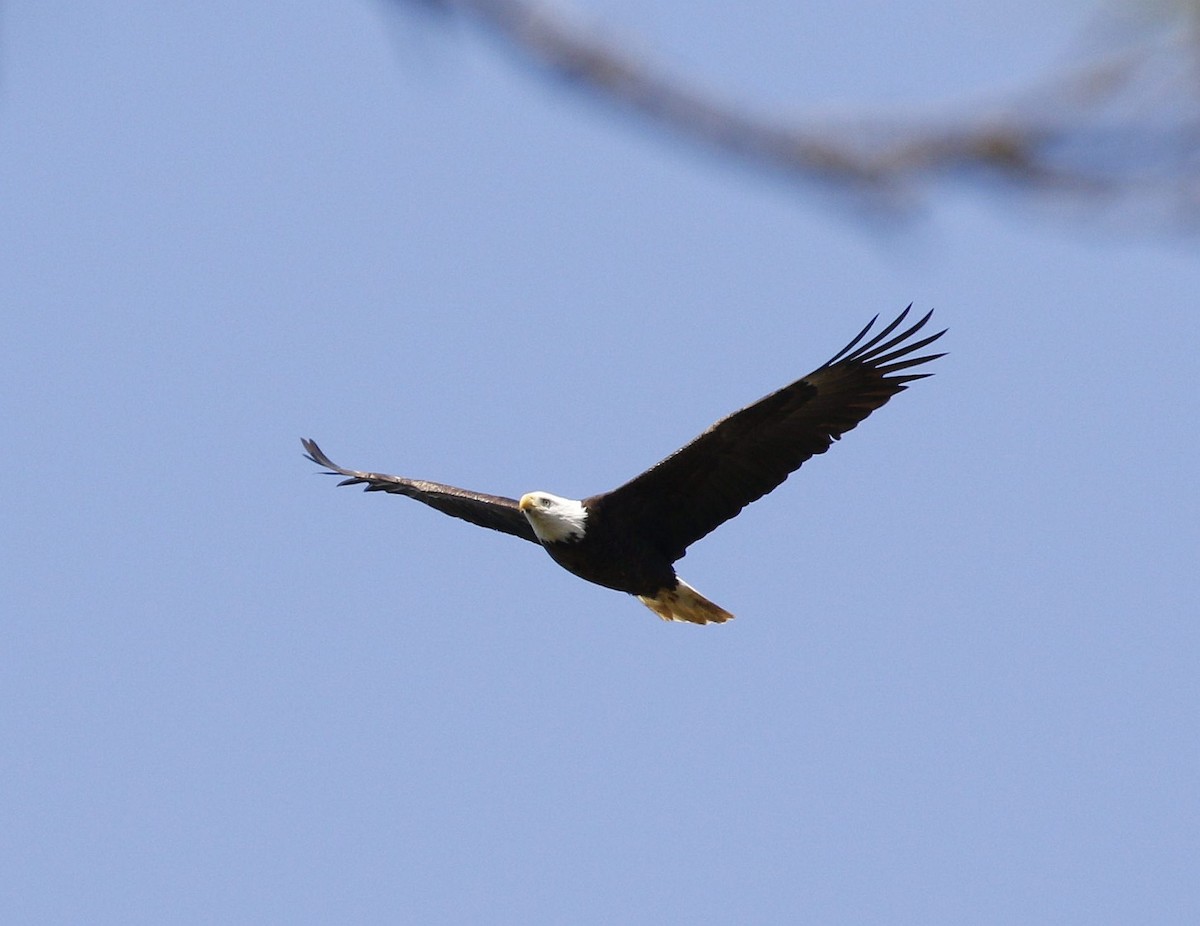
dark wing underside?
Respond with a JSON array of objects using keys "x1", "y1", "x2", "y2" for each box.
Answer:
[
  {"x1": 302, "y1": 438, "x2": 539, "y2": 543},
  {"x1": 587, "y1": 306, "x2": 946, "y2": 564}
]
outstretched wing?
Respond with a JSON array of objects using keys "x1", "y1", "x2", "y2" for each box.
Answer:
[
  {"x1": 302, "y1": 438, "x2": 539, "y2": 543},
  {"x1": 588, "y1": 306, "x2": 946, "y2": 563}
]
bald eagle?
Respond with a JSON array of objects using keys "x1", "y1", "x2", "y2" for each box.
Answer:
[{"x1": 304, "y1": 306, "x2": 944, "y2": 624}]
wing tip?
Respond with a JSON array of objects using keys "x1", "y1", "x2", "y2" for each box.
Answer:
[
  {"x1": 301, "y1": 437, "x2": 364, "y2": 486},
  {"x1": 829, "y1": 305, "x2": 947, "y2": 377},
  {"x1": 301, "y1": 437, "x2": 335, "y2": 470}
]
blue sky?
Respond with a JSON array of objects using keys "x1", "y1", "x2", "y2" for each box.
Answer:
[{"x1": 2, "y1": 2, "x2": 1197, "y2": 923}]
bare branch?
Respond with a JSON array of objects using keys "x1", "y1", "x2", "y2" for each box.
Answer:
[{"x1": 405, "y1": 0, "x2": 1200, "y2": 227}]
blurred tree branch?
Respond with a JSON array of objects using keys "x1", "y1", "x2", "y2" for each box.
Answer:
[{"x1": 403, "y1": 0, "x2": 1200, "y2": 227}]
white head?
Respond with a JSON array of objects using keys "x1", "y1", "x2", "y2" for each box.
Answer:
[{"x1": 519, "y1": 491, "x2": 588, "y2": 543}]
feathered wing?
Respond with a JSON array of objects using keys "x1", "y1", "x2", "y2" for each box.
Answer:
[
  {"x1": 302, "y1": 438, "x2": 539, "y2": 543},
  {"x1": 588, "y1": 306, "x2": 946, "y2": 563}
]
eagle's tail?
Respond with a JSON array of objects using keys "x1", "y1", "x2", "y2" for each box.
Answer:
[{"x1": 638, "y1": 578, "x2": 734, "y2": 625}]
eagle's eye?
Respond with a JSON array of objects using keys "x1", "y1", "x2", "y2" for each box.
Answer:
[{"x1": 540, "y1": 497, "x2": 551, "y2": 508}]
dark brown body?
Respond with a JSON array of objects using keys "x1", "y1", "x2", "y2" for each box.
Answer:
[{"x1": 540, "y1": 501, "x2": 676, "y2": 597}]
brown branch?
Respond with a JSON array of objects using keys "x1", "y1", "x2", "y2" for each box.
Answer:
[{"x1": 407, "y1": 0, "x2": 1200, "y2": 226}]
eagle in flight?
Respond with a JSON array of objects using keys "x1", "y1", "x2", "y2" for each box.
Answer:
[{"x1": 304, "y1": 306, "x2": 945, "y2": 624}]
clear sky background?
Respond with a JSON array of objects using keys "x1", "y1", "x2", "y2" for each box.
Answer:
[{"x1": 3, "y1": 2, "x2": 1197, "y2": 923}]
